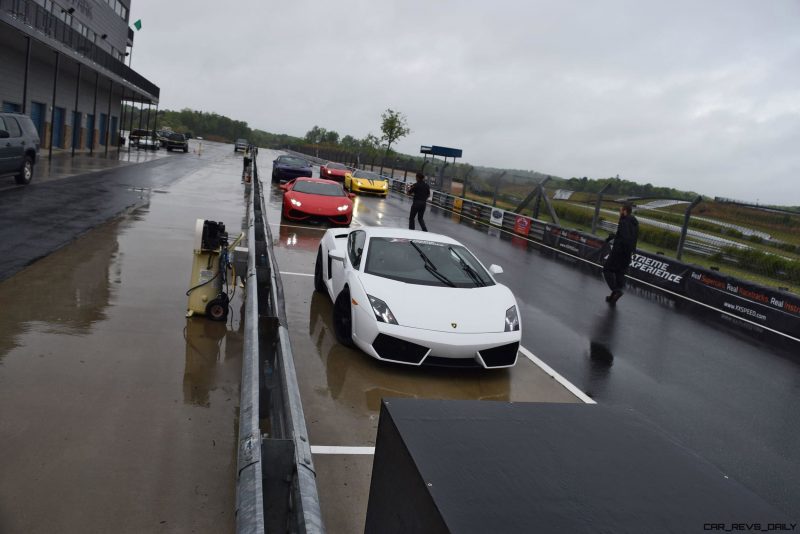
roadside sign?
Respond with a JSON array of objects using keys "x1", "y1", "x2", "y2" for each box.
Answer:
[
  {"x1": 514, "y1": 215, "x2": 531, "y2": 236},
  {"x1": 490, "y1": 208, "x2": 504, "y2": 227},
  {"x1": 453, "y1": 198, "x2": 463, "y2": 213}
]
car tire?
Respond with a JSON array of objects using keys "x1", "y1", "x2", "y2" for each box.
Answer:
[
  {"x1": 272, "y1": 171, "x2": 279, "y2": 183},
  {"x1": 183, "y1": 146, "x2": 188, "y2": 153},
  {"x1": 314, "y1": 247, "x2": 325, "y2": 293},
  {"x1": 15, "y1": 156, "x2": 33, "y2": 185},
  {"x1": 333, "y1": 287, "x2": 355, "y2": 347}
]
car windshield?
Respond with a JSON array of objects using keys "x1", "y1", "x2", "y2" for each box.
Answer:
[
  {"x1": 278, "y1": 156, "x2": 309, "y2": 167},
  {"x1": 364, "y1": 237, "x2": 494, "y2": 287},
  {"x1": 292, "y1": 180, "x2": 346, "y2": 197},
  {"x1": 326, "y1": 162, "x2": 348, "y2": 170},
  {"x1": 169, "y1": 133, "x2": 184, "y2": 140},
  {"x1": 353, "y1": 170, "x2": 382, "y2": 180},
  {"x1": 237, "y1": 139, "x2": 247, "y2": 143}
]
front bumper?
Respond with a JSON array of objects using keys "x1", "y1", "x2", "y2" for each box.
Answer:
[
  {"x1": 284, "y1": 207, "x2": 351, "y2": 226},
  {"x1": 353, "y1": 316, "x2": 520, "y2": 369},
  {"x1": 352, "y1": 181, "x2": 389, "y2": 195}
]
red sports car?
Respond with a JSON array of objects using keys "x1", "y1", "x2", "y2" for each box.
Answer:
[
  {"x1": 319, "y1": 161, "x2": 350, "y2": 182},
  {"x1": 280, "y1": 177, "x2": 355, "y2": 226}
]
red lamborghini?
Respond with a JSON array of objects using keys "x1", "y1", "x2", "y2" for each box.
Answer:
[
  {"x1": 319, "y1": 161, "x2": 350, "y2": 182},
  {"x1": 280, "y1": 177, "x2": 355, "y2": 226}
]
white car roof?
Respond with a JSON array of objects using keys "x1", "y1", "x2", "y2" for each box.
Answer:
[{"x1": 356, "y1": 226, "x2": 462, "y2": 245}]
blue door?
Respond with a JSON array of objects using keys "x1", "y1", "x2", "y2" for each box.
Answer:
[
  {"x1": 99, "y1": 113, "x2": 107, "y2": 146},
  {"x1": 72, "y1": 111, "x2": 82, "y2": 149},
  {"x1": 86, "y1": 114, "x2": 94, "y2": 148},
  {"x1": 53, "y1": 106, "x2": 65, "y2": 148},
  {"x1": 30, "y1": 102, "x2": 45, "y2": 139}
]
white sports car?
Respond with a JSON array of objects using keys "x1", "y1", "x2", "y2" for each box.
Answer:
[{"x1": 314, "y1": 227, "x2": 521, "y2": 369}]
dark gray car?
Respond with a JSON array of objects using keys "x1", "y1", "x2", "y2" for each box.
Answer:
[{"x1": 0, "y1": 113, "x2": 40, "y2": 185}]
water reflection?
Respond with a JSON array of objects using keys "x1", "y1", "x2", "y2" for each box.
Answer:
[
  {"x1": 277, "y1": 223, "x2": 323, "y2": 252},
  {"x1": 308, "y1": 291, "x2": 510, "y2": 413},
  {"x1": 183, "y1": 304, "x2": 244, "y2": 408},
  {"x1": 0, "y1": 220, "x2": 122, "y2": 362},
  {"x1": 584, "y1": 308, "x2": 617, "y2": 398}
]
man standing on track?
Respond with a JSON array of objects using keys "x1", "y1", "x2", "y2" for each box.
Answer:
[
  {"x1": 408, "y1": 172, "x2": 430, "y2": 232},
  {"x1": 603, "y1": 203, "x2": 639, "y2": 305}
]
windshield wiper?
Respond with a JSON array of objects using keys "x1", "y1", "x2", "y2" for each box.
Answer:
[
  {"x1": 448, "y1": 246, "x2": 486, "y2": 287},
  {"x1": 410, "y1": 241, "x2": 456, "y2": 288}
]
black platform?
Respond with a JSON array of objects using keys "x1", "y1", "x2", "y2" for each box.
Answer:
[{"x1": 365, "y1": 399, "x2": 788, "y2": 533}]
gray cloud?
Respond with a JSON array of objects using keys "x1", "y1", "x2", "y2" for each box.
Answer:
[{"x1": 131, "y1": 0, "x2": 800, "y2": 204}]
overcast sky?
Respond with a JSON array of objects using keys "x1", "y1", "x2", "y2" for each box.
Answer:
[{"x1": 130, "y1": 0, "x2": 800, "y2": 205}]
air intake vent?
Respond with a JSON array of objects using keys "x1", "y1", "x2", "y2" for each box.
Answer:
[
  {"x1": 477, "y1": 342, "x2": 519, "y2": 368},
  {"x1": 372, "y1": 334, "x2": 429, "y2": 364}
]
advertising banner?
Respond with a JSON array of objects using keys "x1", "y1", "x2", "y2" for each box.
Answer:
[
  {"x1": 684, "y1": 268, "x2": 800, "y2": 338},
  {"x1": 453, "y1": 198, "x2": 463, "y2": 213},
  {"x1": 514, "y1": 216, "x2": 531, "y2": 236},
  {"x1": 628, "y1": 252, "x2": 688, "y2": 292},
  {"x1": 490, "y1": 208, "x2": 504, "y2": 226}
]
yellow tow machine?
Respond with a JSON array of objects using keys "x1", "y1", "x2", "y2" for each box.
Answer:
[{"x1": 186, "y1": 219, "x2": 243, "y2": 321}]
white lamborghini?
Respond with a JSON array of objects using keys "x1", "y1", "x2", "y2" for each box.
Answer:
[{"x1": 314, "y1": 227, "x2": 521, "y2": 369}]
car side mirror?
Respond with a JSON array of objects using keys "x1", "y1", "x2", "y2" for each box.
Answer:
[
  {"x1": 279, "y1": 183, "x2": 290, "y2": 191},
  {"x1": 0, "y1": 130, "x2": 9, "y2": 139},
  {"x1": 348, "y1": 193, "x2": 356, "y2": 199},
  {"x1": 329, "y1": 250, "x2": 345, "y2": 262},
  {"x1": 489, "y1": 264, "x2": 504, "y2": 274}
]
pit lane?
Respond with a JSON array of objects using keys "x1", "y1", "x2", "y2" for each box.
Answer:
[{"x1": 264, "y1": 152, "x2": 799, "y2": 531}]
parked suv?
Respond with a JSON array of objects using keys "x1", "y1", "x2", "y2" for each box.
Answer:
[
  {"x1": 0, "y1": 112, "x2": 40, "y2": 185},
  {"x1": 234, "y1": 138, "x2": 248, "y2": 152},
  {"x1": 165, "y1": 133, "x2": 188, "y2": 152}
]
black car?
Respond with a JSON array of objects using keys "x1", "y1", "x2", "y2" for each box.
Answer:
[
  {"x1": 272, "y1": 155, "x2": 313, "y2": 182},
  {"x1": 165, "y1": 133, "x2": 188, "y2": 152},
  {"x1": 0, "y1": 112, "x2": 40, "y2": 185}
]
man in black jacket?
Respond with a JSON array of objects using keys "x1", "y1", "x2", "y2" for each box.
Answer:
[
  {"x1": 408, "y1": 172, "x2": 431, "y2": 231},
  {"x1": 603, "y1": 203, "x2": 639, "y2": 305}
]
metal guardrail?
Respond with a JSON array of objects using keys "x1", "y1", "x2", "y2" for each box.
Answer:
[{"x1": 236, "y1": 152, "x2": 324, "y2": 533}]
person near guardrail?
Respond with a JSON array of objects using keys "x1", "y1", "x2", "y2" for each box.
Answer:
[
  {"x1": 408, "y1": 172, "x2": 431, "y2": 232},
  {"x1": 603, "y1": 203, "x2": 639, "y2": 305}
]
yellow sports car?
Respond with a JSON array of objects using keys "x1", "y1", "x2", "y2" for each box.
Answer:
[{"x1": 344, "y1": 170, "x2": 389, "y2": 197}]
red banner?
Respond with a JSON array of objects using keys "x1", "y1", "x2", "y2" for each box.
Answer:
[{"x1": 514, "y1": 216, "x2": 531, "y2": 236}]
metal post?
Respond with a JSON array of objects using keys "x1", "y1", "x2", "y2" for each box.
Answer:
[
  {"x1": 145, "y1": 103, "x2": 151, "y2": 136},
  {"x1": 104, "y1": 79, "x2": 112, "y2": 155},
  {"x1": 676, "y1": 196, "x2": 703, "y2": 260},
  {"x1": 128, "y1": 94, "x2": 136, "y2": 154},
  {"x1": 591, "y1": 183, "x2": 612, "y2": 235},
  {"x1": 71, "y1": 62, "x2": 81, "y2": 157},
  {"x1": 119, "y1": 87, "x2": 126, "y2": 148},
  {"x1": 90, "y1": 71, "x2": 99, "y2": 155},
  {"x1": 491, "y1": 171, "x2": 505, "y2": 207},
  {"x1": 153, "y1": 103, "x2": 159, "y2": 137},
  {"x1": 137, "y1": 95, "x2": 143, "y2": 130},
  {"x1": 22, "y1": 36, "x2": 31, "y2": 114},
  {"x1": 461, "y1": 167, "x2": 473, "y2": 199},
  {"x1": 48, "y1": 51, "x2": 60, "y2": 159}
]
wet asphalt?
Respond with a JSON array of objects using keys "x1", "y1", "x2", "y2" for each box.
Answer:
[
  {"x1": 1, "y1": 146, "x2": 797, "y2": 533},
  {"x1": 0, "y1": 140, "x2": 246, "y2": 533}
]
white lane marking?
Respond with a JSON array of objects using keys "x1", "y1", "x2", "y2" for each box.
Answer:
[
  {"x1": 280, "y1": 271, "x2": 313, "y2": 277},
  {"x1": 311, "y1": 446, "x2": 375, "y2": 455},
  {"x1": 519, "y1": 345, "x2": 596, "y2": 405}
]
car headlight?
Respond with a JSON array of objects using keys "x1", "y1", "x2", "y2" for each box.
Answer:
[
  {"x1": 504, "y1": 305, "x2": 519, "y2": 332},
  {"x1": 290, "y1": 198, "x2": 302, "y2": 207},
  {"x1": 368, "y1": 295, "x2": 398, "y2": 324},
  {"x1": 382, "y1": 182, "x2": 388, "y2": 188},
  {"x1": 337, "y1": 204, "x2": 350, "y2": 211}
]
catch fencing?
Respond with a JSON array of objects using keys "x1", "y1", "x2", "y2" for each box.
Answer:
[{"x1": 387, "y1": 180, "x2": 800, "y2": 341}]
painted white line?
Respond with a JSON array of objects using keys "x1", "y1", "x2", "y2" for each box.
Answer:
[
  {"x1": 311, "y1": 445, "x2": 375, "y2": 455},
  {"x1": 519, "y1": 345, "x2": 596, "y2": 405},
  {"x1": 280, "y1": 271, "x2": 313, "y2": 277}
]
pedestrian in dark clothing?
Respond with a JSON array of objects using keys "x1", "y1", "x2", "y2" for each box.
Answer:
[
  {"x1": 602, "y1": 203, "x2": 639, "y2": 305},
  {"x1": 408, "y1": 172, "x2": 430, "y2": 231}
]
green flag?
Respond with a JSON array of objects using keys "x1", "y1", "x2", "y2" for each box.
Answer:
[{"x1": 133, "y1": 19, "x2": 142, "y2": 30}]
